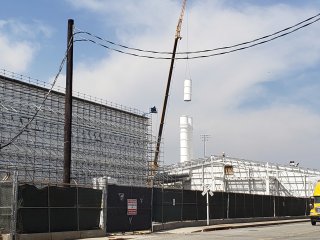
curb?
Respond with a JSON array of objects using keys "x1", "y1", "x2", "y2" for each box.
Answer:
[
  {"x1": 194, "y1": 218, "x2": 309, "y2": 233},
  {"x1": 152, "y1": 216, "x2": 308, "y2": 232}
]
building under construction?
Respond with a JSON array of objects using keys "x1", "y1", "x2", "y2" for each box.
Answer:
[
  {"x1": 0, "y1": 70, "x2": 153, "y2": 186},
  {"x1": 162, "y1": 155, "x2": 320, "y2": 198}
]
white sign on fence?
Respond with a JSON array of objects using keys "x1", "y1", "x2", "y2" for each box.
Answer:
[{"x1": 127, "y1": 199, "x2": 137, "y2": 216}]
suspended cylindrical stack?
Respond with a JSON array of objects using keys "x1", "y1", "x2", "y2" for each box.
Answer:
[
  {"x1": 184, "y1": 79, "x2": 192, "y2": 101},
  {"x1": 180, "y1": 115, "x2": 193, "y2": 163}
]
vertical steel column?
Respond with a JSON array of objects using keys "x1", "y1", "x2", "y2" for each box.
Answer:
[{"x1": 63, "y1": 19, "x2": 74, "y2": 184}]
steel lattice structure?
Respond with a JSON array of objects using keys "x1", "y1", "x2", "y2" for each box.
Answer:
[
  {"x1": 162, "y1": 155, "x2": 320, "y2": 197},
  {"x1": 0, "y1": 70, "x2": 153, "y2": 186}
]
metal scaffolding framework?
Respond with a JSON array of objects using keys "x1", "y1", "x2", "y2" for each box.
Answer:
[
  {"x1": 161, "y1": 155, "x2": 320, "y2": 197},
  {"x1": 0, "y1": 70, "x2": 154, "y2": 186}
]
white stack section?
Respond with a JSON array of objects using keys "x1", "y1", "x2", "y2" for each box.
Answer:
[
  {"x1": 184, "y1": 79, "x2": 192, "y2": 101},
  {"x1": 180, "y1": 115, "x2": 193, "y2": 163}
]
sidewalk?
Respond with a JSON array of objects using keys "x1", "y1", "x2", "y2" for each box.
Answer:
[
  {"x1": 152, "y1": 215, "x2": 309, "y2": 232},
  {"x1": 81, "y1": 217, "x2": 309, "y2": 240}
]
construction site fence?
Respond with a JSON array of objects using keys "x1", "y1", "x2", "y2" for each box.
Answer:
[
  {"x1": 0, "y1": 180, "x2": 103, "y2": 237},
  {"x1": 0, "y1": 182, "x2": 311, "y2": 235},
  {"x1": 152, "y1": 187, "x2": 310, "y2": 223},
  {"x1": 0, "y1": 181, "x2": 14, "y2": 236},
  {"x1": 106, "y1": 185, "x2": 152, "y2": 232}
]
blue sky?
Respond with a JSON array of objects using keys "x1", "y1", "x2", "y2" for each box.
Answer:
[{"x1": 1, "y1": 0, "x2": 320, "y2": 169}]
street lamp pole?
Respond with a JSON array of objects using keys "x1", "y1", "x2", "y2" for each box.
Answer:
[{"x1": 200, "y1": 134, "x2": 210, "y2": 158}]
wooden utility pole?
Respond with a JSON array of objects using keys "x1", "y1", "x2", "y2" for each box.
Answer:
[{"x1": 63, "y1": 19, "x2": 74, "y2": 184}]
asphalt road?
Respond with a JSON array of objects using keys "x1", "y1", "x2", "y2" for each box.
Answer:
[{"x1": 105, "y1": 221, "x2": 320, "y2": 240}]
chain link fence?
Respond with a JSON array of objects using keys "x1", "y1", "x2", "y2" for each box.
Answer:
[
  {"x1": 0, "y1": 174, "x2": 18, "y2": 238},
  {"x1": 0, "y1": 181, "x2": 14, "y2": 235}
]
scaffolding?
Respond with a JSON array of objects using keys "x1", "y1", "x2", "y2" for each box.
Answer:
[
  {"x1": 0, "y1": 70, "x2": 154, "y2": 186},
  {"x1": 161, "y1": 155, "x2": 320, "y2": 197}
]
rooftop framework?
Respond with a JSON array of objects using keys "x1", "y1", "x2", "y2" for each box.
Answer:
[
  {"x1": 161, "y1": 156, "x2": 320, "y2": 197},
  {"x1": 0, "y1": 70, "x2": 154, "y2": 186}
]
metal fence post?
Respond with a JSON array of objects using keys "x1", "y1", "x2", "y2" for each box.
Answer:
[
  {"x1": 181, "y1": 187, "x2": 183, "y2": 221},
  {"x1": 196, "y1": 190, "x2": 199, "y2": 221},
  {"x1": 273, "y1": 196, "x2": 276, "y2": 217},
  {"x1": 151, "y1": 186, "x2": 154, "y2": 232},
  {"x1": 10, "y1": 172, "x2": 18, "y2": 240},
  {"x1": 227, "y1": 193, "x2": 229, "y2": 219},
  {"x1": 161, "y1": 186, "x2": 164, "y2": 225},
  {"x1": 102, "y1": 184, "x2": 108, "y2": 234},
  {"x1": 48, "y1": 184, "x2": 51, "y2": 233},
  {"x1": 76, "y1": 185, "x2": 79, "y2": 231}
]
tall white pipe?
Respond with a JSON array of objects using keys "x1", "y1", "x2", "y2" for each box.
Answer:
[
  {"x1": 184, "y1": 79, "x2": 192, "y2": 101},
  {"x1": 180, "y1": 115, "x2": 193, "y2": 163}
]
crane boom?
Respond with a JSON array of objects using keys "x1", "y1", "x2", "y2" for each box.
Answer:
[
  {"x1": 176, "y1": 0, "x2": 187, "y2": 39},
  {"x1": 152, "y1": 0, "x2": 187, "y2": 178}
]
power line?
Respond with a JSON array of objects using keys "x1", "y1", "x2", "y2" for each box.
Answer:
[
  {"x1": 74, "y1": 36, "x2": 170, "y2": 59},
  {"x1": 181, "y1": 12, "x2": 320, "y2": 55},
  {"x1": 185, "y1": 16, "x2": 320, "y2": 59},
  {"x1": 0, "y1": 37, "x2": 74, "y2": 150},
  {"x1": 74, "y1": 12, "x2": 320, "y2": 59},
  {"x1": 74, "y1": 27, "x2": 172, "y2": 55}
]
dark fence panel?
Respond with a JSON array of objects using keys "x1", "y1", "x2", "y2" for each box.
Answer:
[
  {"x1": 244, "y1": 194, "x2": 254, "y2": 218},
  {"x1": 196, "y1": 191, "x2": 207, "y2": 220},
  {"x1": 276, "y1": 196, "x2": 287, "y2": 217},
  {"x1": 78, "y1": 187, "x2": 103, "y2": 230},
  {"x1": 17, "y1": 184, "x2": 49, "y2": 233},
  {"x1": 152, "y1": 188, "x2": 163, "y2": 223},
  {"x1": 106, "y1": 185, "x2": 151, "y2": 233},
  {"x1": 162, "y1": 188, "x2": 182, "y2": 222},
  {"x1": 228, "y1": 192, "x2": 237, "y2": 218},
  {"x1": 49, "y1": 186, "x2": 78, "y2": 232},
  {"x1": 16, "y1": 184, "x2": 102, "y2": 234},
  {"x1": 210, "y1": 192, "x2": 227, "y2": 219},
  {"x1": 182, "y1": 190, "x2": 198, "y2": 221},
  {"x1": 253, "y1": 194, "x2": 263, "y2": 217},
  {"x1": 264, "y1": 195, "x2": 274, "y2": 217},
  {"x1": 153, "y1": 189, "x2": 309, "y2": 223}
]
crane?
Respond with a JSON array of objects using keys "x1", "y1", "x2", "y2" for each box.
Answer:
[{"x1": 152, "y1": 0, "x2": 187, "y2": 180}]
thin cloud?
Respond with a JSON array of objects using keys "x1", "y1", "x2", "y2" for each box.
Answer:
[
  {"x1": 0, "y1": 35, "x2": 34, "y2": 72},
  {"x1": 0, "y1": 19, "x2": 53, "y2": 72},
  {"x1": 66, "y1": 1, "x2": 320, "y2": 168}
]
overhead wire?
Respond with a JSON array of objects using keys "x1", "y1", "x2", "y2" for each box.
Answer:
[
  {"x1": 74, "y1": 12, "x2": 320, "y2": 58},
  {"x1": 182, "y1": 16, "x2": 320, "y2": 59},
  {"x1": 0, "y1": 37, "x2": 74, "y2": 150},
  {"x1": 74, "y1": 36, "x2": 169, "y2": 59},
  {"x1": 3, "y1": 12, "x2": 318, "y2": 147},
  {"x1": 180, "y1": 12, "x2": 320, "y2": 55},
  {"x1": 74, "y1": 27, "x2": 172, "y2": 55}
]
